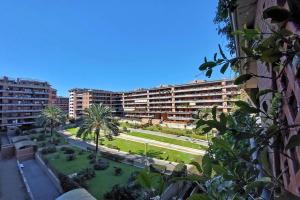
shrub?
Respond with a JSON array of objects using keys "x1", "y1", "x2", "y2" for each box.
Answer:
[
  {"x1": 50, "y1": 138, "x2": 60, "y2": 145},
  {"x1": 62, "y1": 147, "x2": 75, "y2": 154},
  {"x1": 87, "y1": 153, "x2": 95, "y2": 160},
  {"x1": 36, "y1": 134, "x2": 46, "y2": 141},
  {"x1": 41, "y1": 146, "x2": 57, "y2": 155},
  {"x1": 171, "y1": 163, "x2": 187, "y2": 177},
  {"x1": 150, "y1": 164, "x2": 167, "y2": 174},
  {"x1": 58, "y1": 173, "x2": 80, "y2": 192},
  {"x1": 89, "y1": 158, "x2": 96, "y2": 164},
  {"x1": 66, "y1": 154, "x2": 76, "y2": 161},
  {"x1": 94, "y1": 159, "x2": 109, "y2": 170},
  {"x1": 114, "y1": 167, "x2": 122, "y2": 176},
  {"x1": 101, "y1": 152, "x2": 125, "y2": 162},
  {"x1": 77, "y1": 168, "x2": 96, "y2": 180},
  {"x1": 78, "y1": 150, "x2": 85, "y2": 155},
  {"x1": 104, "y1": 185, "x2": 138, "y2": 200}
]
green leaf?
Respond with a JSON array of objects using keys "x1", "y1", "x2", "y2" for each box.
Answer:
[
  {"x1": 214, "y1": 53, "x2": 217, "y2": 61},
  {"x1": 241, "y1": 46, "x2": 254, "y2": 56},
  {"x1": 202, "y1": 154, "x2": 212, "y2": 177},
  {"x1": 218, "y1": 44, "x2": 227, "y2": 59},
  {"x1": 188, "y1": 194, "x2": 211, "y2": 200},
  {"x1": 212, "y1": 164, "x2": 228, "y2": 175},
  {"x1": 220, "y1": 62, "x2": 229, "y2": 74},
  {"x1": 261, "y1": 48, "x2": 281, "y2": 63},
  {"x1": 234, "y1": 74, "x2": 253, "y2": 85},
  {"x1": 244, "y1": 177, "x2": 272, "y2": 192},
  {"x1": 199, "y1": 61, "x2": 216, "y2": 71},
  {"x1": 234, "y1": 100, "x2": 259, "y2": 113},
  {"x1": 212, "y1": 137, "x2": 234, "y2": 155},
  {"x1": 256, "y1": 89, "x2": 274, "y2": 99},
  {"x1": 190, "y1": 161, "x2": 202, "y2": 173},
  {"x1": 219, "y1": 113, "x2": 227, "y2": 125},
  {"x1": 259, "y1": 148, "x2": 271, "y2": 174},
  {"x1": 263, "y1": 6, "x2": 291, "y2": 23},
  {"x1": 212, "y1": 106, "x2": 217, "y2": 120},
  {"x1": 205, "y1": 69, "x2": 213, "y2": 78},
  {"x1": 285, "y1": 134, "x2": 300, "y2": 150}
]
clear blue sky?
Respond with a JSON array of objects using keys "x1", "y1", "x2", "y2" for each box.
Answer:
[{"x1": 0, "y1": 0, "x2": 234, "y2": 96}]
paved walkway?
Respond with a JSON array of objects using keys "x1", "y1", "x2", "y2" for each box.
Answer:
[
  {"x1": 20, "y1": 159, "x2": 60, "y2": 200},
  {"x1": 118, "y1": 133, "x2": 205, "y2": 155},
  {"x1": 59, "y1": 130, "x2": 198, "y2": 174},
  {"x1": 128, "y1": 128, "x2": 209, "y2": 147},
  {"x1": 0, "y1": 155, "x2": 29, "y2": 200}
]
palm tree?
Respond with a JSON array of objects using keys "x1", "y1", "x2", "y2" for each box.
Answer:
[
  {"x1": 38, "y1": 105, "x2": 65, "y2": 137},
  {"x1": 77, "y1": 103, "x2": 118, "y2": 158}
]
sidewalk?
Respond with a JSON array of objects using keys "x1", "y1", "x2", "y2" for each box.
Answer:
[
  {"x1": 20, "y1": 159, "x2": 61, "y2": 200},
  {"x1": 128, "y1": 128, "x2": 209, "y2": 147}
]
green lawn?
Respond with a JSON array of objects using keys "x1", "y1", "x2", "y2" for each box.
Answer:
[
  {"x1": 44, "y1": 147, "x2": 141, "y2": 200},
  {"x1": 120, "y1": 122, "x2": 212, "y2": 141},
  {"x1": 66, "y1": 128, "x2": 202, "y2": 163},
  {"x1": 102, "y1": 137, "x2": 202, "y2": 164},
  {"x1": 128, "y1": 131, "x2": 208, "y2": 150}
]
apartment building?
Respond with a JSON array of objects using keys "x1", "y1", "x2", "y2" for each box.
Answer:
[
  {"x1": 69, "y1": 80, "x2": 240, "y2": 124},
  {"x1": 0, "y1": 76, "x2": 54, "y2": 130},
  {"x1": 54, "y1": 96, "x2": 69, "y2": 114},
  {"x1": 69, "y1": 88, "x2": 122, "y2": 119},
  {"x1": 233, "y1": 0, "x2": 300, "y2": 195}
]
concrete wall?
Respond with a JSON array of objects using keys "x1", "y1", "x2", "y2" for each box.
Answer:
[
  {"x1": 35, "y1": 153, "x2": 63, "y2": 193},
  {"x1": 1, "y1": 144, "x2": 14, "y2": 158},
  {"x1": 16, "y1": 147, "x2": 35, "y2": 160}
]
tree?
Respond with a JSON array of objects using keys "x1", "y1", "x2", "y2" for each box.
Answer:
[
  {"x1": 77, "y1": 103, "x2": 118, "y2": 158},
  {"x1": 38, "y1": 105, "x2": 65, "y2": 137}
]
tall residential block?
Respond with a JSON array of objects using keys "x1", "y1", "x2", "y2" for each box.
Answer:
[
  {"x1": 0, "y1": 76, "x2": 55, "y2": 130},
  {"x1": 233, "y1": 0, "x2": 300, "y2": 195},
  {"x1": 69, "y1": 80, "x2": 240, "y2": 124}
]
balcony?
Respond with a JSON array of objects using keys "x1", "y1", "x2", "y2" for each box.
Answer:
[
  {"x1": 0, "y1": 96, "x2": 48, "y2": 100},
  {"x1": 0, "y1": 110, "x2": 42, "y2": 113}
]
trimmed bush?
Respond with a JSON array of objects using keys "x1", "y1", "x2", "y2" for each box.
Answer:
[
  {"x1": 62, "y1": 147, "x2": 75, "y2": 154},
  {"x1": 66, "y1": 154, "x2": 76, "y2": 161},
  {"x1": 150, "y1": 164, "x2": 167, "y2": 174},
  {"x1": 171, "y1": 163, "x2": 187, "y2": 177},
  {"x1": 41, "y1": 146, "x2": 57, "y2": 155},
  {"x1": 114, "y1": 167, "x2": 122, "y2": 176},
  {"x1": 58, "y1": 173, "x2": 80, "y2": 192},
  {"x1": 94, "y1": 159, "x2": 109, "y2": 170}
]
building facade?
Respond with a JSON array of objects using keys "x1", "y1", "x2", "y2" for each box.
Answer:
[
  {"x1": 233, "y1": 0, "x2": 300, "y2": 195},
  {"x1": 54, "y1": 96, "x2": 69, "y2": 114},
  {"x1": 0, "y1": 76, "x2": 54, "y2": 130},
  {"x1": 69, "y1": 80, "x2": 240, "y2": 124}
]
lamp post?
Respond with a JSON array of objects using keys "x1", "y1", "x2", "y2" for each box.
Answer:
[{"x1": 144, "y1": 142, "x2": 149, "y2": 170}]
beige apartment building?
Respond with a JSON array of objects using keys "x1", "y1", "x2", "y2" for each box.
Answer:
[
  {"x1": 0, "y1": 76, "x2": 55, "y2": 130},
  {"x1": 69, "y1": 80, "x2": 240, "y2": 124}
]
